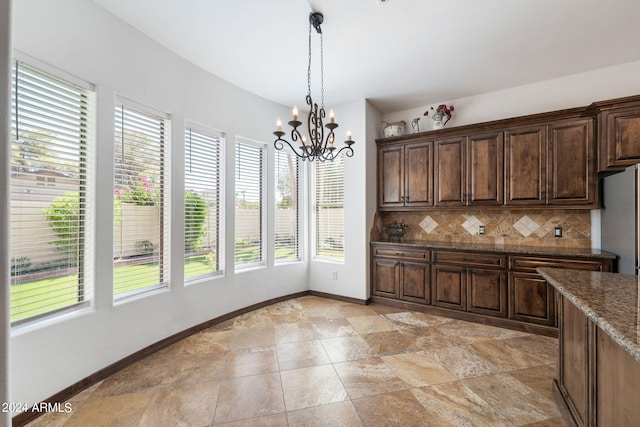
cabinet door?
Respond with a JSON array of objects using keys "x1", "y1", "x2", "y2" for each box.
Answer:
[
  {"x1": 508, "y1": 271, "x2": 555, "y2": 326},
  {"x1": 558, "y1": 296, "x2": 590, "y2": 426},
  {"x1": 596, "y1": 328, "x2": 640, "y2": 426},
  {"x1": 467, "y1": 268, "x2": 507, "y2": 317},
  {"x1": 434, "y1": 137, "x2": 466, "y2": 207},
  {"x1": 404, "y1": 142, "x2": 433, "y2": 207},
  {"x1": 431, "y1": 264, "x2": 466, "y2": 310},
  {"x1": 548, "y1": 119, "x2": 596, "y2": 206},
  {"x1": 378, "y1": 145, "x2": 404, "y2": 209},
  {"x1": 505, "y1": 125, "x2": 547, "y2": 205},
  {"x1": 599, "y1": 106, "x2": 640, "y2": 170},
  {"x1": 467, "y1": 131, "x2": 503, "y2": 206},
  {"x1": 400, "y1": 262, "x2": 430, "y2": 304},
  {"x1": 372, "y1": 258, "x2": 399, "y2": 298}
]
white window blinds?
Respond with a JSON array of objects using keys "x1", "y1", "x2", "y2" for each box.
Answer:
[
  {"x1": 314, "y1": 156, "x2": 345, "y2": 261},
  {"x1": 234, "y1": 139, "x2": 265, "y2": 269},
  {"x1": 114, "y1": 102, "x2": 169, "y2": 297},
  {"x1": 184, "y1": 126, "x2": 223, "y2": 281},
  {"x1": 9, "y1": 60, "x2": 94, "y2": 324},
  {"x1": 275, "y1": 150, "x2": 300, "y2": 263}
]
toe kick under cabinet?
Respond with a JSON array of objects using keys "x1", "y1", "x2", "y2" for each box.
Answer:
[{"x1": 370, "y1": 243, "x2": 613, "y2": 336}]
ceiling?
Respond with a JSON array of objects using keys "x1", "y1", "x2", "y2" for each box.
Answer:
[{"x1": 94, "y1": 0, "x2": 640, "y2": 114}]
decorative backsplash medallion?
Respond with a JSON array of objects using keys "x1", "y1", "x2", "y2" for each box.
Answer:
[
  {"x1": 376, "y1": 209, "x2": 591, "y2": 248},
  {"x1": 461, "y1": 215, "x2": 484, "y2": 235},
  {"x1": 419, "y1": 215, "x2": 438, "y2": 233},
  {"x1": 512, "y1": 215, "x2": 540, "y2": 238}
]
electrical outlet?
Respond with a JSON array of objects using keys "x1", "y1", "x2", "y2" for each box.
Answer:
[
  {"x1": 478, "y1": 225, "x2": 485, "y2": 235},
  {"x1": 554, "y1": 226, "x2": 563, "y2": 238},
  {"x1": 331, "y1": 272, "x2": 338, "y2": 280}
]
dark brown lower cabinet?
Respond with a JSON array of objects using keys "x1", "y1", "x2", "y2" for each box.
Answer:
[
  {"x1": 370, "y1": 243, "x2": 613, "y2": 336},
  {"x1": 508, "y1": 272, "x2": 555, "y2": 326},
  {"x1": 508, "y1": 256, "x2": 612, "y2": 327},
  {"x1": 556, "y1": 294, "x2": 640, "y2": 427},
  {"x1": 399, "y1": 262, "x2": 430, "y2": 304},
  {"x1": 467, "y1": 268, "x2": 507, "y2": 317},
  {"x1": 431, "y1": 264, "x2": 465, "y2": 310},
  {"x1": 371, "y1": 245, "x2": 430, "y2": 303},
  {"x1": 372, "y1": 258, "x2": 399, "y2": 298},
  {"x1": 432, "y1": 251, "x2": 507, "y2": 317}
]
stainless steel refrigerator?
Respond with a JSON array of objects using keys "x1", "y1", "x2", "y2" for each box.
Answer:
[{"x1": 601, "y1": 164, "x2": 640, "y2": 274}]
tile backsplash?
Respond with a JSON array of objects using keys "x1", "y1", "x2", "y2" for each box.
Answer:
[{"x1": 375, "y1": 209, "x2": 591, "y2": 248}]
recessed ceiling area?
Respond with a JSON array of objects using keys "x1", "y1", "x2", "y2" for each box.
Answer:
[{"x1": 93, "y1": 0, "x2": 640, "y2": 114}]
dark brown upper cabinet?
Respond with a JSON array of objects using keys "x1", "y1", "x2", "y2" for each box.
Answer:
[
  {"x1": 504, "y1": 124, "x2": 547, "y2": 206},
  {"x1": 548, "y1": 118, "x2": 596, "y2": 205},
  {"x1": 596, "y1": 96, "x2": 640, "y2": 172},
  {"x1": 378, "y1": 141, "x2": 433, "y2": 210},
  {"x1": 434, "y1": 137, "x2": 465, "y2": 207},
  {"x1": 467, "y1": 131, "x2": 504, "y2": 206},
  {"x1": 375, "y1": 96, "x2": 633, "y2": 210}
]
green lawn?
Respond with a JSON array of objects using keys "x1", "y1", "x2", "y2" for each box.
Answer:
[{"x1": 11, "y1": 247, "x2": 298, "y2": 323}]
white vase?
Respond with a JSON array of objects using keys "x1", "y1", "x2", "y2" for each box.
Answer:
[{"x1": 432, "y1": 113, "x2": 445, "y2": 130}]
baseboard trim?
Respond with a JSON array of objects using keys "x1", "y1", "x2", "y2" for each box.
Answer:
[
  {"x1": 14, "y1": 289, "x2": 361, "y2": 426},
  {"x1": 308, "y1": 290, "x2": 370, "y2": 306}
]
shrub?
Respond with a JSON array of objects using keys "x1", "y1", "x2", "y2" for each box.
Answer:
[
  {"x1": 185, "y1": 190, "x2": 207, "y2": 252},
  {"x1": 43, "y1": 191, "x2": 81, "y2": 265},
  {"x1": 135, "y1": 240, "x2": 156, "y2": 255},
  {"x1": 10, "y1": 256, "x2": 31, "y2": 276}
]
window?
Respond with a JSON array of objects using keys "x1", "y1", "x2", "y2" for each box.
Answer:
[
  {"x1": 113, "y1": 102, "x2": 169, "y2": 298},
  {"x1": 9, "y1": 60, "x2": 94, "y2": 324},
  {"x1": 314, "y1": 156, "x2": 345, "y2": 261},
  {"x1": 184, "y1": 125, "x2": 224, "y2": 281},
  {"x1": 234, "y1": 139, "x2": 265, "y2": 269},
  {"x1": 274, "y1": 150, "x2": 300, "y2": 263}
]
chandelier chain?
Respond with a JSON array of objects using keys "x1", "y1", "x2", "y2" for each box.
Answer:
[
  {"x1": 307, "y1": 18, "x2": 312, "y2": 98},
  {"x1": 320, "y1": 32, "x2": 324, "y2": 110}
]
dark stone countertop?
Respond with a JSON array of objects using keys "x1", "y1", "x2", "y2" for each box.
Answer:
[
  {"x1": 538, "y1": 267, "x2": 640, "y2": 363},
  {"x1": 370, "y1": 240, "x2": 617, "y2": 260}
]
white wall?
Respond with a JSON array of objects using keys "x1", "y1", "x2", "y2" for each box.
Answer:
[
  {"x1": 382, "y1": 60, "x2": 640, "y2": 249},
  {"x1": 382, "y1": 60, "x2": 640, "y2": 129},
  {"x1": 1, "y1": 1, "x2": 13, "y2": 425},
  {"x1": 10, "y1": 0, "x2": 307, "y2": 407},
  {"x1": 308, "y1": 99, "x2": 377, "y2": 300}
]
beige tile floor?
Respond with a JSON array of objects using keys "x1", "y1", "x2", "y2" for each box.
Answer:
[{"x1": 26, "y1": 296, "x2": 569, "y2": 426}]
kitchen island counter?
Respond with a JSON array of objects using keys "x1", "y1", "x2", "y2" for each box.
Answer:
[
  {"x1": 538, "y1": 267, "x2": 640, "y2": 426},
  {"x1": 538, "y1": 267, "x2": 639, "y2": 362}
]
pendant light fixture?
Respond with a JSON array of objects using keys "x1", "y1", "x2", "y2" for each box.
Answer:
[{"x1": 273, "y1": 12, "x2": 355, "y2": 162}]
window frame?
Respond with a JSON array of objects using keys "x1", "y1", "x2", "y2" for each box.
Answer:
[
  {"x1": 113, "y1": 97, "x2": 171, "y2": 300},
  {"x1": 184, "y1": 122, "x2": 225, "y2": 282},
  {"x1": 312, "y1": 156, "x2": 345, "y2": 263},
  {"x1": 274, "y1": 149, "x2": 302, "y2": 264},
  {"x1": 234, "y1": 137, "x2": 267, "y2": 271},
  {"x1": 9, "y1": 55, "x2": 95, "y2": 326}
]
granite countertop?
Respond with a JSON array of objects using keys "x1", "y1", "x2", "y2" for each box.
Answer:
[
  {"x1": 370, "y1": 240, "x2": 617, "y2": 259},
  {"x1": 538, "y1": 267, "x2": 640, "y2": 363}
]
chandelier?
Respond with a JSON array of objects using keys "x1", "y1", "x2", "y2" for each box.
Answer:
[{"x1": 273, "y1": 12, "x2": 355, "y2": 162}]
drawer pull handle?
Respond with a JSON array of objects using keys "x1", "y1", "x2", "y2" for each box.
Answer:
[{"x1": 395, "y1": 252, "x2": 405, "y2": 256}]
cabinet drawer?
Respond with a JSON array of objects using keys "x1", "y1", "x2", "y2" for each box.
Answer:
[
  {"x1": 433, "y1": 251, "x2": 505, "y2": 268},
  {"x1": 509, "y1": 256, "x2": 606, "y2": 273},
  {"x1": 373, "y1": 246, "x2": 430, "y2": 262}
]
